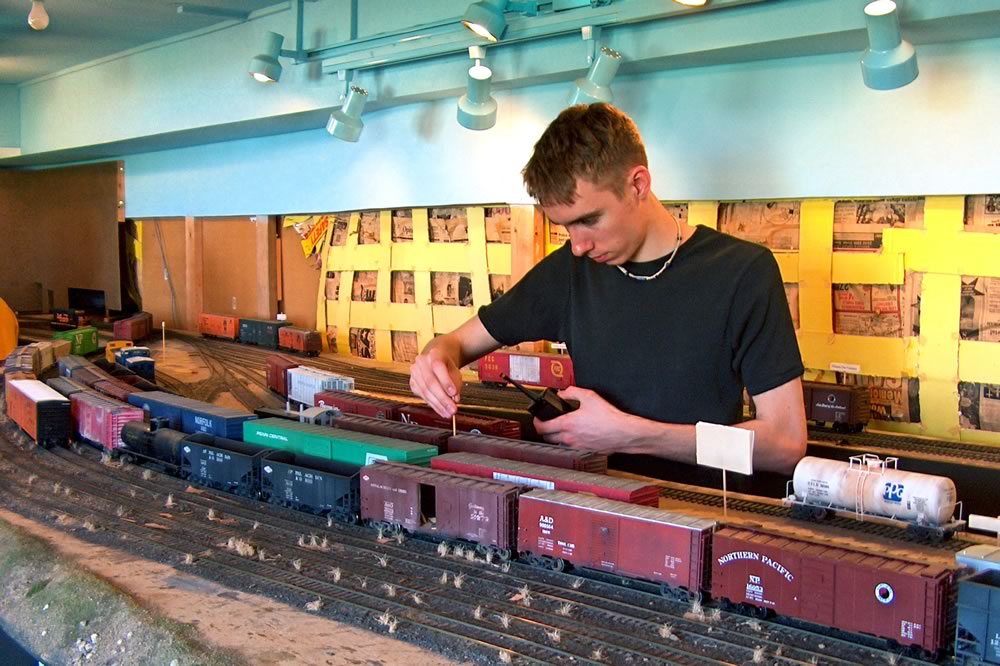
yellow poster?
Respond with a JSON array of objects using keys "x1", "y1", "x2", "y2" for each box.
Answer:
[{"x1": 284, "y1": 214, "x2": 332, "y2": 257}]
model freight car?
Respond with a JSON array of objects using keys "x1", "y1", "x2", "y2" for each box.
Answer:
[
  {"x1": 198, "y1": 313, "x2": 239, "y2": 340},
  {"x1": 711, "y1": 525, "x2": 953, "y2": 657},
  {"x1": 432, "y1": 452, "x2": 660, "y2": 506},
  {"x1": 52, "y1": 326, "x2": 99, "y2": 356},
  {"x1": 70, "y1": 391, "x2": 144, "y2": 452},
  {"x1": 260, "y1": 451, "x2": 360, "y2": 521},
  {"x1": 52, "y1": 308, "x2": 90, "y2": 330},
  {"x1": 179, "y1": 433, "x2": 266, "y2": 497},
  {"x1": 517, "y1": 489, "x2": 715, "y2": 599},
  {"x1": 113, "y1": 312, "x2": 154, "y2": 342},
  {"x1": 5, "y1": 379, "x2": 72, "y2": 447},
  {"x1": 286, "y1": 366, "x2": 354, "y2": 405},
  {"x1": 127, "y1": 391, "x2": 256, "y2": 438},
  {"x1": 121, "y1": 356, "x2": 155, "y2": 381},
  {"x1": 45, "y1": 376, "x2": 90, "y2": 397},
  {"x1": 238, "y1": 318, "x2": 290, "y2": 348},
  {"x1": 265, "y1": 354, "x2": 300, "y2": 397},
  {"x1": 243, "y1": 418, "x2": 438, "y2": 467},
  {"x1": 478, "y1": 350, "x2": 575, "y2": 390},
  {"x1": 314, "y1": 389, "x2": 404, "y2": 419},
  {"x1": 398, "y1": 405, "x2": 522, "y2": 439},
  {"x1": 361, "y1": 461, "x2": 520, "y2": 556},
  {"x1": 446, "y1": 432, "x2": 608, "y2": 474},
  {"x1": 801, "y1": 380, "x2": 870, "y2": 431},
  {"x1": 955, "y1": 569, "x2": 1000, "y2": 665},
  {"x1": 277, "y1": 326, "x2": 322, "y2": 356}
]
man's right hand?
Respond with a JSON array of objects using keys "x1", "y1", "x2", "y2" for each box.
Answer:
[{"x1": 409, "y1": 346, "x2": 463, "y2": 418}]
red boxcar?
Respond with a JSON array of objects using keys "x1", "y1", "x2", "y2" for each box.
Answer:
[
  {"x1": 398, "y1": 405, "x2": 521, "y2": 439},
  {"x1": 432, "y1": 452, "x2": 659, "y2": 506},
  {"x1": 92, "y1": 379, "x2": 139, "y2": 403},
  {"x1": 360, "y1": 461, "x2": 520, "y2": 553},
  {"x1": 5, "y1": 379, "x2": 72, "y2": 446},
  {"x1": 198, "y1": 313, "x2": 239, "y2": 340},
  {"x1": 711, "y1": 526, "x2": 954, "y2": 655},
  {"x1": 278, "y1": 326, "x2": 322, "y2": 356},
  {"x1": 331, "y1": 413, "x2": 452, "y2": 451},
  {"x1": 113, "y1": 312, "x2": 154, "y2": 341},
  {"x1": 478, "y1": 350, "x2": 575, "y2": 390},
  {"x1": 70, "y1": 391, "x2": 145, "y2": 451},
  {"x1": 517, "y1": 490, "x2": 715, "y2": 598},
  {"x1": 446, "y1": 432, "x2": 607, "y2": 474},
  {"x1": 265, "y1": 354, "x2": 300, "y2": 397},
  {"x1": 315, "y1": 389, "x2": 404, "y2": 420}
]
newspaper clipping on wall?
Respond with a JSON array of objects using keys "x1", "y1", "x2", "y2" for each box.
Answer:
[
  {"x1": 326, "y1": 325, "x2": 337, "y2": 353},
  {"x1": 352, "y1": 271, "x2": 377, "y2": 302},
  {"x1": 391, "y1": 331, "x2": 418, "y2": 363},
  {"x1": 349, "y1": 327, "x2": 376, "y2": 359},
  {"x1": 392, "y1": 209, "x2": 413, "y2": 242},
  {"x1": 960, "y1": 276, "x2": 1000, "y2": 342},
  {"x1": 428, "y1": 207, "x2": 469, "y2": 242},
  {"x1": 358, "y1": 211, "x2": 380, "y2": 244},
  {"x1": 959, "y1": 381, "x2": 1000, "y2": 432},
  {"x1": 329, "y1": 213, "x2": 350, "y2": 247},
  {"x1": 431, "y1": 272, "x2": 473, "y2": 306},
  {"x1": 964, "y1": 195, "x2": 1000, "y2": 233},
  {"x1": 391, "y1": 271, "x2": 415, "y2": 304},
  {"x1": 841, "y1": 374, "x2": 921, "y2": 423},
  {"x1": 832, "y1": 273, "x2": 921, "y2": 338},
  {"x1": 325, "y1": 271, "x2": 342, "y2": 301},
  {"x1": 485, "y1": 206, "x2": 512, "y2": 243},
  {"x1": 784, "y1": 284, "x2": 800, "y2": 330},
  {"x1": 717, "y1": 201, "x2": 800, "y2": 251},
  {"x1": 489, "y1": 274, "x2": 511, "y2": 301},
  {"x1": 832, "y1": 198, "x2": 924, "y2": 251}
]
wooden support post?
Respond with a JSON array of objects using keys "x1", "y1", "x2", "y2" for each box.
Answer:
[
  {"x1": 184, "y1": 216, "x2": 204, "y2": 332},
  {"x1": 255, "y1": 215, "x2": 278, "y2": 319},
  {"x1": 510, "y1": 206, "x2": 546, "y2": 353}
]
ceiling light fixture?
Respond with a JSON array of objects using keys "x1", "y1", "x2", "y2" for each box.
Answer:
[
  {"x1": 860, "y1": 0, "x2": 918, "y2": 90},
  {"x1": 28, "y1": 0, "x2": 49, "y2": 31},
  {"x1": 462, "y1": 0, "x2": 509, "y2": 42},
  {"x1": 569, "y1": 45, "x2": 622, "y2": 105},
  {"x1": 457, "y1": 46, "x2": 498, "y2": 130},
  {"x1": 327, "y1": 86, "x2": 369, "y2": 142},
  {"x1": 672, "y1": 0, "x2": 708, "y2": 6},
  {"x1": 249, "y1": 31, "x2": 285, "y2": 83}
]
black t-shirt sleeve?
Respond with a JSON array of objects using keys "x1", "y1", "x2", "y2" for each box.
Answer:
[
  {"x1": 728, "y1": 250, "x2": 804, "y2": 396},
  {"x1": 478, "y1": 245, "x2": 570, "y2": 346}
]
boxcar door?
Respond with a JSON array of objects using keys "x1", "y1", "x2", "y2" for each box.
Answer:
[{"x1": 590, "y1": 513, "x2": 619, "y2": 572}]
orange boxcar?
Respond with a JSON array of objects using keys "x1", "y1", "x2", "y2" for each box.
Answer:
[{"x1": 198, "y1": 313, "x2": 239, "y2": 340}]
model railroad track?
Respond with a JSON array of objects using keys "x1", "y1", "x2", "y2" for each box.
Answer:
[
  {"x1": 0, "y1": 429, "x2": 913, "y2": 666},
  {"x1": 658, "y1": 484, "x2": 979, "y2": 552},
  {"x1": 810, "y1": 428, "x2": 1000, "y2": 466}
]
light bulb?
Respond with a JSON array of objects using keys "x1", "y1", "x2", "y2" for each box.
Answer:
[{"x1": 28, "y1": 0, "x2": 49, "y2": 31}]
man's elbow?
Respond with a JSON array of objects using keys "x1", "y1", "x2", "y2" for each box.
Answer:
[{"x1": 775, "y1": 428, "x2": 807, "y2": 476}]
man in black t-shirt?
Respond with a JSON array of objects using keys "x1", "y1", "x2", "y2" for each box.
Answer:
[{"x1": 410, "y1": 104, "x2": 806, "y2": 474}]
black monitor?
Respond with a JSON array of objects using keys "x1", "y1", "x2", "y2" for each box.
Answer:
[{"x1": 68, "y1": 288, "x2": 105, "y2": 314}]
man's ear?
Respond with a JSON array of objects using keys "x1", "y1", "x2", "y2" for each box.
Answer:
[{"x1": 627, "y1": 165, "x2": 652, "y2": 201}]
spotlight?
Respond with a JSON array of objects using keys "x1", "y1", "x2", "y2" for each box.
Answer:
[
  {"x1": 672, "y1": 0, "x2": 708, "y2": 6},
  {"x1": 861, "y1": 0, "x2": 918, "y2": 90},
  {"x1": 327, "y1": 86, "x2": 369, "y2": 143},
  {"x1": 569, "y1": 46, "x2": 622, "y2": 105},
  {"x1": 28, "y1": 0, "x2": 49, "y2": 31},
  {"x1": 457, "y1": 48, "x2": 497, "y2": 130},
  {"x1": 461, "y1": 0, "x2": 509, "y2": 42},
  {"x1": 248, "y1": 32, "x2": 284, "y2": 83}
]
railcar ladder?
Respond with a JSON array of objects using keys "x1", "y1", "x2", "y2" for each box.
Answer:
[{"x1": 848, "y1": 454, "x2": 899, "y2": 521}]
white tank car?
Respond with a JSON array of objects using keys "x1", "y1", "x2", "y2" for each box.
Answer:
[{"x1": 791, "y1": 456, "x2": 957, "y2": 526}]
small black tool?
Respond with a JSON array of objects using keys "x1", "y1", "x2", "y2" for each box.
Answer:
[{"x1": 501, "y1": 373, "x2": 580, "y2": 421}]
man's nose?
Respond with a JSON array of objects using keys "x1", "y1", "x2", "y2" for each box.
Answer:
[{"x1": 569, "y1": 230, "x2": 593, "y2": 257}]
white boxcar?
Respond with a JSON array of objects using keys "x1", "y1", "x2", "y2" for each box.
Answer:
[{"x1": 287, "y1": 366, "x2": 355, "y2": 406}]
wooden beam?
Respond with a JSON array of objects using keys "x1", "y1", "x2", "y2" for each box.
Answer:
[
  {"x1": 510, "y1": 205, "x2": 546, "y2": 352},
  {"x1": 255, "y1": 215, "x2": 278, "y2": 318},
  {"x1": 184, "y1": 216, "x2": 203, "y2": 331}
]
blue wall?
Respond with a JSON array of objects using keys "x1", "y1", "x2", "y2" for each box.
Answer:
[
  {"x1": 124, "y1": 35, "x2": 1000, "y2": 217},
  {"x1": 0, "y1": 85, "x2": 19, "y2": 152}
]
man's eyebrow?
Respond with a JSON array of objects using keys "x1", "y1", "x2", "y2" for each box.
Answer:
[{"x1": 563, "y1": 210, "x2": 602, "y2": 226}]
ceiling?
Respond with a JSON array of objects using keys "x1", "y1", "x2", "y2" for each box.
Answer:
[{"x1": 0, "y1": 0, "x2": 280, "y2": 85}]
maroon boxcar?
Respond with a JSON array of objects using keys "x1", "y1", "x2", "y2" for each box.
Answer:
[
  {"x1": 70, "y1": 391, "x2": 144, "y2": 452},
  {"x1": 398, "y1": 405, "x2": 521, "y2": 439},
  {"x1": 446, "y1": 432, "x2": 607, "y2": 474},
  {"x1": 432, "y1": 452, "x2": 659, "y2": 506},
  {"x1": 198, "y1": 313, "x2": 239, "y2": 340},
  {"x1": 5, "y1": 379, "x2": 72, "y2": 447},
  {"x1": 70, "y1": 365, "x2": 116, "y2": 388},
  {"x1": 265, "y1": 354, "x2": 300, "y2": 397},
  {"x1": 801, "y1": 381, "x2": 870, "y2": 431},
  {"x1": 517, "y1": 490, "x2": 715, "y2": 598},
  {"x1": 315, "y1": 389, "x2": 404, "y2": 420},
  {"x1": 277, "y1": 326, "x2": 322, "y2": 356},
  {"x1": 113, "y1": 312, "x2": 154, "y2": 341},
  {"x1": 360, "y1": 461, "x2": 520, "y2": 553},
  {"x1": 478, "y1": 350, "x2": 575, "y2": 390},
  {"x1": 92, "y1": 378, "x2": 139, "y2": 403},
  {"x1": 332, "y1": 413, "x2": 452, "y2": 451},
  {"x1": 711, "y1": 526, "x2": 953, "y2": 655}
]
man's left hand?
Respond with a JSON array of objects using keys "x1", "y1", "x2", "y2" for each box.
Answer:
[{"x1": 532, "y1": 386, "x2": 639, "y2": 453}]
